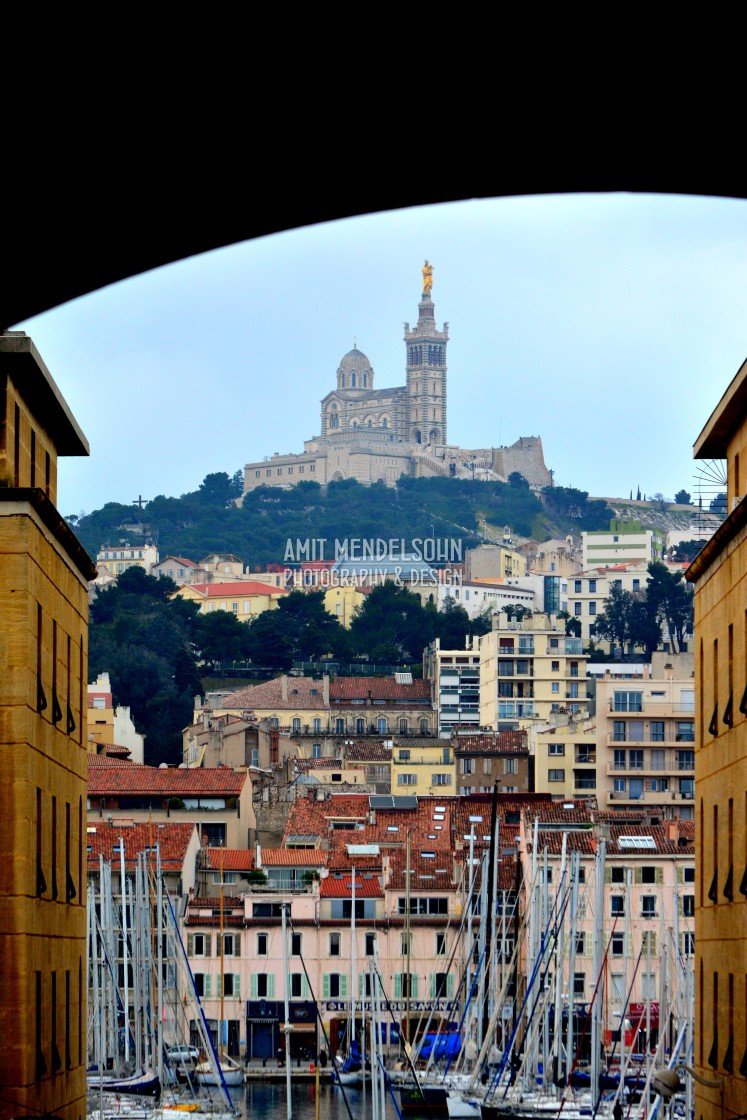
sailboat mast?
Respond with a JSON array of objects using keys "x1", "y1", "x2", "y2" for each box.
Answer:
[
  {"x1": 405, "y1": 835, "x2": 411, "y2": 1049},
  {"x1": 351, "y1": 864, "x2": 356, "y2": 1050},
  {"x1": 281, "y1": 900, "x2": 293, "y2": 1120},
  {"x1": 219, "y1": 846, "x2": 225, "y2": 1057},
  {"x1": 120, "y1": 837, "x2": 129, "y2": 1067}
]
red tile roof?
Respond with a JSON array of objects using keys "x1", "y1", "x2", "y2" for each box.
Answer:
[
  {"x1": 330, "y1": 677, "x2": 431, "y2": 701},
  {"x1": 86, "y1": 821, "x2": 197, "y2": 870},
  {"x1": 454, "y1": 730, "x2": 528, "y2": 755},
  {"x1": 221, "y1": 676, "x2": 328, "y2": 710},
  {"x1": 189, "y1": 581, "x2": 289, "y2": 597},
  {"x1": 320, "y1": 874, "x2": 382, "y2": 898},
  {"x1": 87, "y1": 755, "x2": 247, "y2": 796},
  {"x1": 259, "y1": 849, "x2": 327, "y2": 867},
  {"x1": 204, "y1": 847, "x2": 256, "y2": 871}
]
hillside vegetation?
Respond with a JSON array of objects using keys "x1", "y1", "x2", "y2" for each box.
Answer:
[{"x1": 70, "y1": 474, "x2": 620, "y2": 569}]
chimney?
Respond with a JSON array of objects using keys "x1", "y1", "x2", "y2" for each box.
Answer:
[
  {"x1": 323, "y1": 674, "x2": 330, "y2": 705},
  {"x1": 281, "y1": 675, "x2": 288, "y2": 701},
  {"x1": 666, "y1": 819, "x2": 679, "y2": 844},
  {"x1": 256, "y1": 843, "x2": 262, "y2": 869}
]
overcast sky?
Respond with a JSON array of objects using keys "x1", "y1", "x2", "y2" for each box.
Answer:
[{"x1": 16, "y1": 191, "x2": 747, "y2": 519}]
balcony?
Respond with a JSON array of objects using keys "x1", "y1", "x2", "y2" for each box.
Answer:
[{"x1": 574, "y1": 752, "x2": 596, "y2": 765}]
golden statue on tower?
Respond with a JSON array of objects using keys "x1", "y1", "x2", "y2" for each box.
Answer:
[{"x1": 422, "y1": 260, "x2": 433, "y2": 297}]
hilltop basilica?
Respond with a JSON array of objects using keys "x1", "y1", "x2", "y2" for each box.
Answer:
[{"x1": 242, "y1": 263, "x2": 552, "y2": 494}]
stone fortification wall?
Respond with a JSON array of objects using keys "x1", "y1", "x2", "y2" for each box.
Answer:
[{"x1": 492, "y1": 436, "x2": 553, "y2": 490}]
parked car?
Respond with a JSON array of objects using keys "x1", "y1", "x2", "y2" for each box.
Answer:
[{"x1": 167, "y1": 1045, "x2": 199, "y2": 1064}]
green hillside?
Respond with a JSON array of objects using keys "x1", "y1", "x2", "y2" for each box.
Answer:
[{"x1": 70, "y1": 474, "x2": 618, "y2": 569}]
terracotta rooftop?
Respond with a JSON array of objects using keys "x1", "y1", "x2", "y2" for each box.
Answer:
[
  {"x1": 344, "y1": 742, "x2": 393, "y2": 762},
  {"x1": 330, "y1": 677, "x2": 431, "y2": 702},
  {"x1": 87, "y1": 755, "x2": 247, "y2": 796},
  {"x1": 220, "y1": 676, "x2": 328, "y2": 710},
  {"x1": 454, "y1": 730, "x2": 528, "y2": 755},
  {"x1": 204, "y1": 847, "x2": 256, "y2": 871},
  {"x1": 187, "y1": 581, "x2": 288, "y2": 597},
  {"x1": 259, "y1": 848, "x2": 327, "y2": 867},
  {"x1": 320, "y1": 874, "x2": 383, "y2": 898},
  {"x1": 86, "y1": 820, "x2": 197, "y2": 870}
]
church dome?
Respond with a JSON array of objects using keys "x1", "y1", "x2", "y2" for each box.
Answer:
[{"x1": 337, "y1": 347, "x2": 374, "y2": 390}]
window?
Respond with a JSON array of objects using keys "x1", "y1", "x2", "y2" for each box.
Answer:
[
  {"x1": 398, "y1": 773, "x2": 417, "y2": 786},
  {"x1": 551, "y1": 660, "x2": 560, "y2": 672},
  {"x1": 257, "y1": 932, "x2": 268, "y2": 956},
  {"x1": 222, "y1": 933, "x2": 239, "y2": 956},
  {"x1": 574, "y1": 580, "x2": 582, "y2": 593},
  {"x1": 395, "y1": 973, "x2": 418, "y2": 998},
  {"x1": 504, "y1": 758, "x2": 518, "y2": 774},
  {"x1": 324, "y1": 974, "x2": 347, "y2": 999},
  {"x1": 681, "y1": 931, "x2": 695, "y2": 955},
  {"x1": 611, "y1": 896, "x2": 625, "y2": 917},
  {"x1": 290, "y1": 973, "x2": 306, "y2": 999},
  {"x1": 329, "y1": 932, "x2": 341, "y2": 957},
  {"x1": 461, "y1": 758, "x2": 474, "y2": 774},
  {"x1": 614, "y1": 748, "x2": 626, "y2": 768},
  {"x1": 292, "y1": 718, "x2": 301, "y2": 733},
  {"x1": 678, "y1": 749, "x2": 695, "y2": 770},
  {"x1": 223, "y1": 974, "x2": 239, "y2": 998},
  {"x1": 400, "y1": 932, "x2": 411, "y2": 956},
  {"x1": 551, "y1": 682, "x2": 560, "y2": 694},
  {"x1": 432, "y1": 773, "x2": 451, "y2": 786},
  {"x1": 573, "y1": 972, "x2": 585, "y2": 997},
  {"x1": 650, "y1": 721, "x2": 665, "y2": 742},
  {"x1": 641, "y1": 972, "x2": 657, "y2": 999},
  {"x1": 614, "y1": 778, "x2": 627, "y2": 794},
  {"x1": 312, "y1": 717, "x2": 321, "y2": 734},
  {"x1": 589, "y1": 602, "x2": 597, "y2": 616},
  {"x1": 365, "y1": 932, "x2": 376, "y2": 956},
  {"x1": 356, "y1": 718, "x2": 365, "y2": 734},
  {"x1": 255, "y1": 973, "x2": 273, "y2": 998},
  {"x1": 610, "y1": 866, "x2": 625, "y2": 883},
  {"x1": 588, "y1": 579, "x2": 597, "y2": 592},
  {"x1": 291, "y1": 932, "x2": 302, "y2": 956},
  {"x1": 548, "y1": 769, "x2": 565, "y2": 782},
  {"x1": 676, "y1": 722, "x2": 695, "y2": 742},
  {"x1": 548, "y1": 742, "x2": 565, "y2": 756},
  {"x1": 436, "y1": 932, "x2": 447, "y2": 957},
  {"x1": 629, "y1": 749, "x2": 644, "y2": 770},
  {"x1": 377, "y1": 718, "x2": 388, "y2": 734},
  {"x1": 614, "y1": 691, "x2": 643, "y2": 712},
  {"x1": 335, "y1": 718, "x2": 345, "y2": 733},
  {"x1": 611, "y1": 933, "x2": 624, "y2": 956},
  {"x1": 398, "y1": 749, "x2": 411, "y2": 761},
  {"x1": 575, "y1": 932, "x2": 586, "y2": 955},
  {"x1": 682, "y1": 866, "x2": 695, "y2": 883},
  {"x1": 641, "y1": 895, "x2": 657, "y2": 918},
  {"x1": 650, "y1": 748, "x2": 665, "y2": 770},
  {"x1": 194, "y1": 972, "x2": 206, "y2": 997},
  {"x1": 683, "y1": 895, "x2": 695, "y2": 917},
  {"x1": 574, "y1": 602, "x2": 582, "y2": 617},
  {"x1": 312, "y1": 744, "x2": 322, "y2": 759},
  {"x1": 190, "y1": 933, "x2": 210, "y2": 957},
  {"x1": 640, "y1": 866, "x2": 657, "y2": 884}
]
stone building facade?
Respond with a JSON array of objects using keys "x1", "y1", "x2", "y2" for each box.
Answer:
[
  {"x1": 242, "y1": 266, "x2": 553, "y2": 493},
  {"x1": 0, "y1": 332, "x2": 96, "y2": 1119}
]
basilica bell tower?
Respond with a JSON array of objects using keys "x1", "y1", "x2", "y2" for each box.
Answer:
[{"x1": 404, "y1": 260, "x2": 448, "y2": 447}]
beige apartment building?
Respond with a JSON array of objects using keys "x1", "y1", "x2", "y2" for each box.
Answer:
[
  {"x1": 423, "y1": 637, "x2": 482, "y2": 737},
  {"x1": 593, "y1": 653, "x2": 695, "y2": 818},
  {"x1": 478, "y1": 612, "x2": 588, "y2": 730},
  {"x1": 582, "y1": 519, "x2": 665, "y2": 569},
  {"x1": 532, "y1": 717, "x2": 598, "y2": 799}
]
